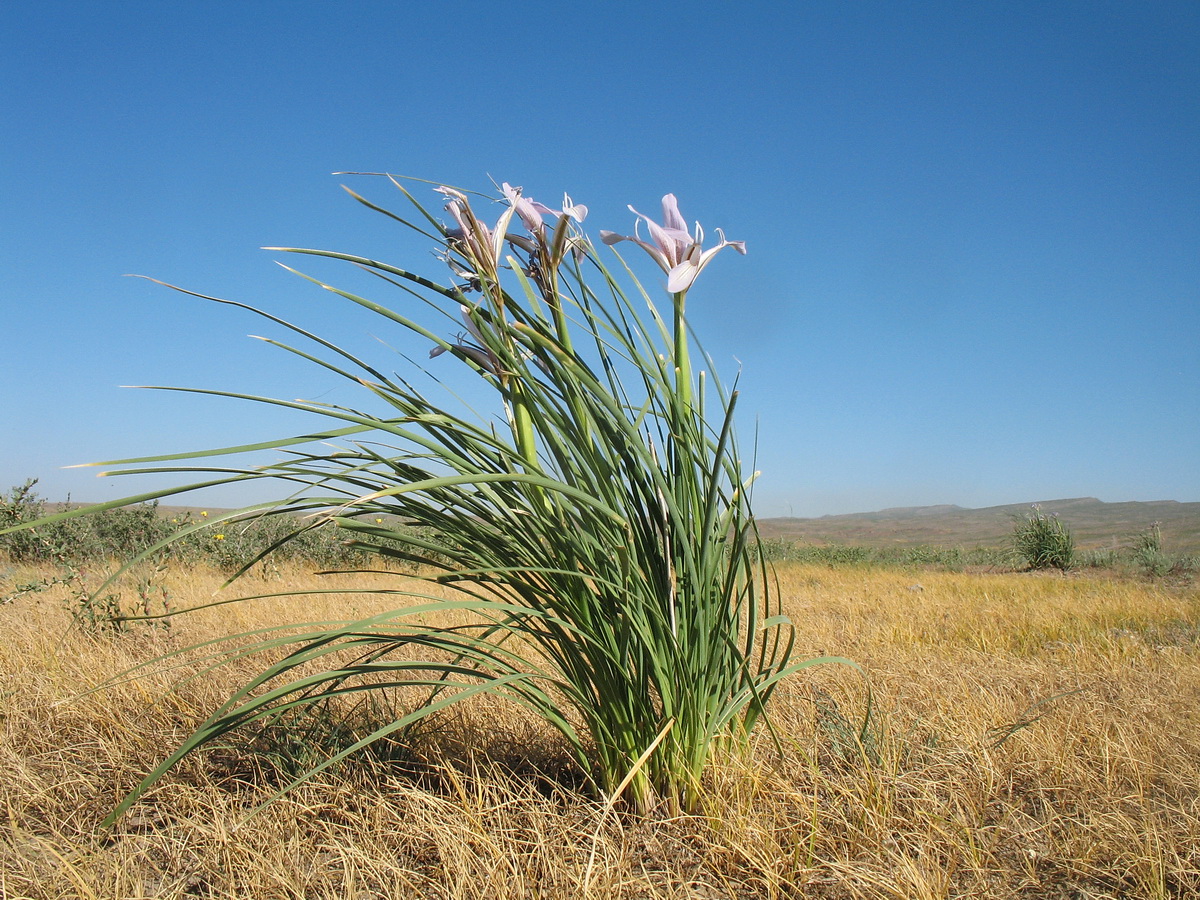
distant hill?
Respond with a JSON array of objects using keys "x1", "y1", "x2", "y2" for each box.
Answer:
[
  {"x1": 756, "y1": 498, "x2": 1200, "y2": 554},
  {"x1": 43, "y1": 496, "x2": 1200, "y2": 555}
]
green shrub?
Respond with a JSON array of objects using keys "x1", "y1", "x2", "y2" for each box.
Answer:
[
  {"x1": 0, "y1": 480, "x2": 48, "y2": 562},
  {"x1": 0, "y1": 479, "x2": 176, "y2": 566},
  {"x1": 51, "y1": 503, "x2": 176, "y2": 563}
]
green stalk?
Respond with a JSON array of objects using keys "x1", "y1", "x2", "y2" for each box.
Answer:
[
  {"x1": 672, "y1": 289, "x2": 691, "y2": 410},
  {"x1": 546, "y1": 216, "x2": 576, "y2": 356},
  {"x1": 511, "y1": 385, "x2": 539, "y2": 473}
]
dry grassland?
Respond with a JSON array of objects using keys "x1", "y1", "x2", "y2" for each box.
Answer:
[{"x1": 2, "y1": 563, "x2": 1197, "y2": 899}]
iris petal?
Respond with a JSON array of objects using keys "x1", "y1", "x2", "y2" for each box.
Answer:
[{"x1": 661, "y1": 194, "x2": 688, "y2": 234}]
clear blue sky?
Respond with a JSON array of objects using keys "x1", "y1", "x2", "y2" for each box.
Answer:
[{"x1": 3, "y1": 1, "x2": 1197, "y2": 517}]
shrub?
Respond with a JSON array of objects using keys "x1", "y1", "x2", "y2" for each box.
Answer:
[
  {"x1": 168, "y1": 512, "x2": 365, "y2": 574},
  {"x1": 0, "y1": 479, "x2": 177, "y2": 566},
  {"x1": 51, "y1": 502, "x2": 176, "y2": 563},
  {"x1": 0, "y1": 480, "x2": 48, "y2": 562},
  {"x1": 1, "y1": 485, "x2": 446, "y2": 575},
  {"x1": 1011, "y1": 505, "x2": 1075, "y2": 571}
]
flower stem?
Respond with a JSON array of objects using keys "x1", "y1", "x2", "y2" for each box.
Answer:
[
  {"x1": 672, "y1": 290, "x2": 691, "y2": 410},
  {"x1": 512, "y1": 388, "x2": 538, "y2": 471}
]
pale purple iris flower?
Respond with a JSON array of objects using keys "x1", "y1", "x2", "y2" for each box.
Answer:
[
  {"x1": 542, "y1": 192, "x2": 588, "y2": 225},
  {"x1": 435, "y1": 186, "x2": 515, "y2": 282},
  {"x1": 600, "y1": 194, "x2": 746, "y2": 293},
  {"x1": 432, "y1": 183, "x2": 591, "y2": 369},
  {"x1": 501, "y1": 182, "x2": 588, "y2": 234},
  {"x1": 429, "y1": 305, "x2": 502, "y2": 375}
]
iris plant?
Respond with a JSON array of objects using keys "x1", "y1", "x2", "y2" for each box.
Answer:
[{"x1": 6, "y1": 175, "x2": 848, "y2": 820}]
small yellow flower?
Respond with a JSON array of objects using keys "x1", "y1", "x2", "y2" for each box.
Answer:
[
  {"x1": 375, "y1": 518, "x2": 383, "y2": 524},
  {"x1": 200, "y1": 511, "x2": 208, "y2": 518},
  {"x1": 214, "y1": 534, "x2": 225, "y2": 541}
]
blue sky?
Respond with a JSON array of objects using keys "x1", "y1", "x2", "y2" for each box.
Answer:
[{"x1": 2, "y1": 1, "x2": 1197, "y2": 517}]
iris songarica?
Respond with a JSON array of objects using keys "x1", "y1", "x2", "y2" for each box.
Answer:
[{"x1": 600, "y1": 194, "x2": 745, "y2": 294}]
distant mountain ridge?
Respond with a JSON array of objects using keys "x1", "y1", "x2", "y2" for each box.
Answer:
[
  {"x1": 43, "y1": 496, "x2": 1200, "y2": 554},
  {"x1": 757, "y1": 498, "x2": 1200, "y2": 553}
]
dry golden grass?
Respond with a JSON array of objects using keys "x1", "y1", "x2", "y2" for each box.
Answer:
[{"x1": 2, "y1": 562, "x2": 1198, "y2": 898}]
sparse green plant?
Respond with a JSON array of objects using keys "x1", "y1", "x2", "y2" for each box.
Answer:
[
  {"x1": 1079, "y1": 547, "x2": 1119, "y2": 568},
  {"x1": 811, "y1": 688, "x2": 880, "y2": 767},
  {"x1": 1011, "y1": 505, "x2": 1075, "y2": 571},
  {"x1": 985, "y1": 688, "x2": 1085, "y2": 748},
  {"x1": 901, "y1": 545, "x2": 958, "y2": 567},
  {"x1": 1133, "y1": 521, "x2": 1174, "y2": 577},
  {"x1": 753, "y1": 541, "x2": 1008, "y2": 571},
  {"x1": 1135, "y1": 521, "x2": 1163, "y2": 556},
  {"x1": 816, "y1": 544, "x2": 872, "y2": 566}
]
